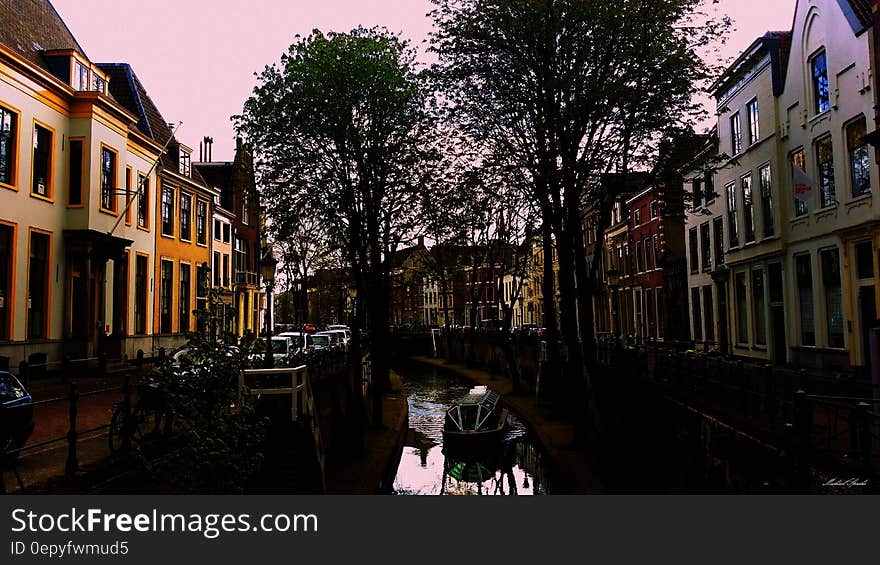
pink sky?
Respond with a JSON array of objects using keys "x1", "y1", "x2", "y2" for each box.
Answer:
[{"x1": 51, "y1": 0, "x2": 797, "y2": 161}]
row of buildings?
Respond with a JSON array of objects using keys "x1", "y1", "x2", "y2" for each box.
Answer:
[
  {"x1": 683, "y1": 0, "x2": 880, "y2": 374},
  {"x1": 377, "y1": 0, "x2": 880, "y2": 377},
  {"x1": 0, "y1": 0, "x2": 265, "y2": 368}
]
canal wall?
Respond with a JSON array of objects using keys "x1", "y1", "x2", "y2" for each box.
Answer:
[
  {"x1": 323, "y1": 371, "x2": 409, "y2": 494},
  {"x1": 407, "y1": 356, "x2": 599, "y2": 494}
]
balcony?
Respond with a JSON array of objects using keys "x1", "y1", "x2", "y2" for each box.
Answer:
[{"x1": 234, "y1": 271, "x2": 259, "y2": 287}]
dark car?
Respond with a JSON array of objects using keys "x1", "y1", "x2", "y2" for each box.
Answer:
[{"x1": 0, "y1": 371, "x2": 35, "y2": 461}]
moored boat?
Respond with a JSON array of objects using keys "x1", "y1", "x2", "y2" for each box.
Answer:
[{"x1": 442, "y1": 386, "x2": 508, "y2": 453}]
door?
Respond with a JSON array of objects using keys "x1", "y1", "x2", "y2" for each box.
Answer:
[
  {"x1": 717, "y1": 281, "x2": 729, "y2": 356},
  {"x1": 768, "y1": 263, "x2": 786, "y2": 364},
  {"x1": 858, "y1": 286, "x2": 877, "y2": 375}
]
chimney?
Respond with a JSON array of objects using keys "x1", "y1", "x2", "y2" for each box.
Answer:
[{"x1": 202, "y1": 136, "x2": 213, "y2": 162}]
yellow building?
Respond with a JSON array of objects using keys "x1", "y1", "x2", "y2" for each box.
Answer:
[{"x1": 0, "y1": 1, "x2": 163, "y2": 366}]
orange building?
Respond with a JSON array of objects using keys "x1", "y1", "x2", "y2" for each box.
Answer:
[{"x1": 153, "y1": 142, "x2": 217, "y2": 349}]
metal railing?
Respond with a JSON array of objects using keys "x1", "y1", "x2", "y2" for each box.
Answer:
[
  {"x1": 597, "y1": 340, "x2": 879, "y2": 484},
  {"x1": 240, "y1": 365, "x2": 325, "y2": 490}
]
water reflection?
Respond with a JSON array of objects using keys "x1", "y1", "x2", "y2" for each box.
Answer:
[{"x1": 392, "y1": 362, "x2": 551, "y2": 495}]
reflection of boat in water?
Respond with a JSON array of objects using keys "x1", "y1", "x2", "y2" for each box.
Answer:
[
  {"x1": 442, "y1": 386, "x2": 508, "y2": 453},
  {"x1": 440, "y1": 445, "x2": 519, "y2": 495}
]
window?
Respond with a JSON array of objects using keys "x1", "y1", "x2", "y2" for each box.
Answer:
[
  {"x1": 702, "y1": 286, "x2": 715, "y2": 342},
  {"x1": 688, "y1": 228, "x2": 699, "y2": 273},
  {"x1": 700, "y1": 223, "x2": 711, "y2": 271},
  {"x1": 179, "y1": 150, "x2": 191, "y2": 176},
  {"x1": 633, "y1": 208, "x2": 641, "y2": 226},
  {"x1": 0, "y1": 225, "x2": 12, "y2": 340},
  {"x1": 91, "y1": 72, "x2": 105, "y2": 94},
  {"x1": 234, "y1": 237, "x2": 248, "y2": 275},
  {"x1": 691, "y1": 287, "x2": 703, "y2": 341},
  {"x1": 160, "y1": 260, "x2": 173, "y2": 333},
  {"x1": 847, "y1": 117, "x2": 871, "y2": 197},
  {"x1": 223, "y1": 254, "x2": 230, "y2": 287},
  {"x1": 713, "y1": 217, "x2": 725, "y2": 266},
  {"x1": 223, "y1": 223, "x2": 231, "y2": 243},
  {"x1": 27, "y1": 231, "x2": 49, "y2": 339},
  {"x1": 137, "y1": 174, "x2": 149, "y2": 229},
  {"x1": 730, "y1": 112, "x2": 742, "y2": 155},
  {"x1": 791, "y1": 148, "x2": 808, "y2": 216},
  {"x1": 726, "y1": 183, "x2": 738, "y2": 247},
  {"x1": 746, "y1": 99, "x2": 759, "y2": 145},
  {"x1": 741, "y1": 174, "x2": 755, "y2": 243},
  {"x1": 796, "y1": 254, "x2": 815, "y2": 346},
  {"x1": 135, "y1": 255, "x2": 147, "y2": 335},
  {"x1": 821, "y1": 248, "x2": 844, "y2": 348},
  {"x1": 815, "y1": 136, "x2": 836, "y2": 208},
  {"x1": 100, "y1": 146, "x2": 116, "y2": 211},
  {"x1": 636, "y1": 240, "x2": 643, "y2": 273},
  {"x1": 646, "y1": 236, "x2": 655, "y2": 270},
  {"x1": 196, "y1": 200, "x2": 208, "y2": 245},
  {"x1": 179, "y1": 193, "x2": 192, "y2": 241},
  {"x1": 735, "y1": 272, "x2": 748, "y2": 344},
  {"x1": 213, "y1": 252, "x2": 221, "y2": 286},
  {"x1": 0, "y1": 105, "x2": 18, "y2": 187},
  {"x1": 161, "y1": 186, "x2": 174, "y2": 236},
  {"x1": 759, "y1": 164, "x2": 773, "y2": 237},
  {"x1": 649, "y1": 201, "x2": 658, "y2": 219},
  {"x1": 811, "y1": 50, "x2": 830, "y2": 114},
  {"x1": 74, "y1": 61, "x2": 89, "y2": 91},
  {"x1": 32, "y1": 123, "x2": 52, "y2": 198},
  {"x1": 124, "y1": 167, "x2": 132, "y2": 224},
  {"x1": 67, "y1": 139, "x2": 83, "y2": 206},
  {"x1": 179, "y1": 263, "x2": 191, "y2": 333},
  {"x1": 753, "y1": 269, "x2": 766, "y2": 346},
  {"x1": 692, "y1": 178, "x2": 704, "y2": 208},
  {"x1": 855, "y1": 241, "x2": 873, "y2": 280},
  {"x1": 214, "y1": 219, "x2": 222, "y2": 241},
  {"x1": 705, "y1": 170, "x2": 715, "y2": 202},
  {"x1": 196, "y1": 263, "x2": 208, "y2": 331},
  {"x1": 651, "y1": 235, "x2": 660, "y2": 269}
]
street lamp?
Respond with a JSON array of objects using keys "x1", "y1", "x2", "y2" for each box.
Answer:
[{"x1": 260, "y1": 247, "x2": 278, "y2": 369}]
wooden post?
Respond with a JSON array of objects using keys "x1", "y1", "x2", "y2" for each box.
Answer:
[
  {"x1": 856, "y1": 402, "x2": 872, "y2": 488},
  {"x1": 122, "y1": 372, "x2": 132, "y2": 453},
  {"x1": 65, "y1": 383, "x2": 79, "y2": 477},
  {"x1": 765, "y1": 364, "x2": 778, "y2": 431}
]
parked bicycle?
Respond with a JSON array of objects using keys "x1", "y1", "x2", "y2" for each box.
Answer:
[{"x1": 108, "y1": 376, "x2": 173, "y2": 453}]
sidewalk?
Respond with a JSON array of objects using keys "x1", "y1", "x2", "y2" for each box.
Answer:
[
  {"x1": 410, "y1": 356, "x2": 599, "y2": 494},
  {"x1": 323, "y1": 372, "x2": 409, "y2": 494}
]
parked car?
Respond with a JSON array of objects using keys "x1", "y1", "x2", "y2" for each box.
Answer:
[
  {"x1": 314, "y1": 331, "x2": 345, "y2": 351},
  {"x1": 322, "y1": 329, "x2": 350, "y2": 351},
  {"x1": 308, "y1": 333, "x2": 333, "y2": 352},
  {"x1": 0, "y1": 370, "x2": 34, "y2": 461},
  {"x1": 248, "y1": 337, "x2": 295, "y2": 367}
]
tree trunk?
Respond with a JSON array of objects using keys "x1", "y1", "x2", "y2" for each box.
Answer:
[{"x1": 539, "y1": 222, "x2": 560, "y2": 401}]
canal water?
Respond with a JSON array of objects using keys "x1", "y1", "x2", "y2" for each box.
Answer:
[{"x1": 392, "y1": 361, "x2": 552, "y2": 495}]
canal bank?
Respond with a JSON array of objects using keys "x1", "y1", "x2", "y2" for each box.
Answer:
[
  {"x1": 324, "y1": 371, "x2": 409, "y2": 494},
  {"x1": 408, "y1": 356, "x2": 599, "y2": 494}
]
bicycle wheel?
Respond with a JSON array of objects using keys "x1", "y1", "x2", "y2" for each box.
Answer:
[
  {"x1": 132, "y1": 407, "x2": 160, "y2": 442},
  {"x1": 108, "y1": 406, "x2": 126, "y2": 453}
]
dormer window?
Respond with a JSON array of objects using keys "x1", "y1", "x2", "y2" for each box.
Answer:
[
  {"x1": 179, "y1": 150, "x2": 191, "y2": 176},
  {"x1": 91, "y1": 73, "x2": 105, "y2": 94},
  {"x1": 74, "y1": 61, "x2": 89, "y2": 91}
]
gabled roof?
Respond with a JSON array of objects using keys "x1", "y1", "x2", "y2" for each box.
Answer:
[
  {"x1": 837, "y1": 0, "x2": 873, "y2": 34},
  {"x1": 0, "y1": 0, "x2": 86, "y2": 71},
  {"x1": 98, "y1": 63, "x2": 174, "y2": 146}
]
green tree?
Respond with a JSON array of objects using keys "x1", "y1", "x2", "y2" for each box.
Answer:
[
  {"x1": 430, "y1": 0, "x2": 729, "y2": 442},
  {"x1": 234, "y1": 28, "x2": 438, "y2": 427}
]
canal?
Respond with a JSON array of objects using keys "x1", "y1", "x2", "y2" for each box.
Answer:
[{"x1": 392, "y1": 360, "x2": 552, "y2": 495}]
